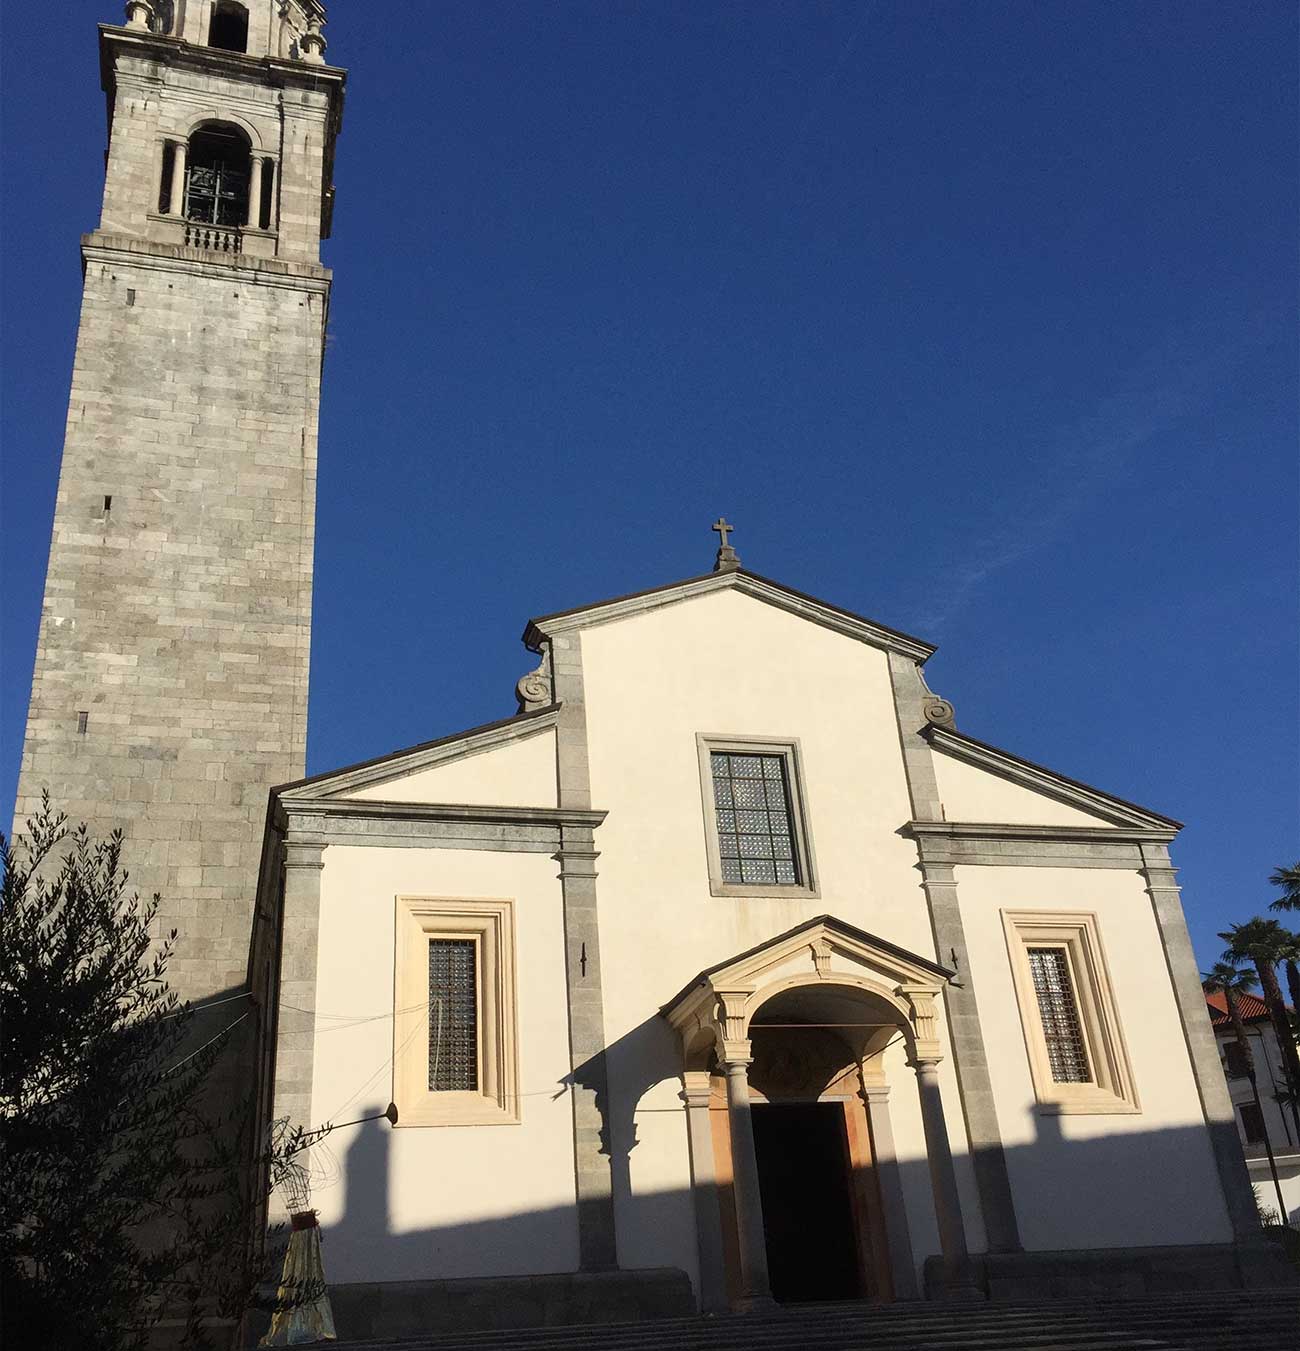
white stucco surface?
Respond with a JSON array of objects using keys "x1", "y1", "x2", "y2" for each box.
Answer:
[
  {"x1": 309, "y1": 845, "x2": 578, "y2": 1282},
  {"x1": 577, "y1": 588, "x2": 987, "y2": 1277},
  {"x1": 287, "y1": 579, "x2": 1230, "y2": 1304},
  {"x1": 956, "y1": 864, "x2": 1232, "y2": 1249},
  {"x1": 932, "y1": 749, "x2": 1115, "y2": 827},
  {"x1": 341, "y1": 727, "x2": 558, "y2": 807}
]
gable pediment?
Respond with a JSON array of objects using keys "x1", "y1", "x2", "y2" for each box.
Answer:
[
  {"x1": 524, "y1": 568, "x2": 936, "y2": 663},
  {"x1": 926, "y1": 725, "x2": 1180, "y2": 833},
  {"x1": 661, "y1": 915, "x2": 954, "y2": 1062}
]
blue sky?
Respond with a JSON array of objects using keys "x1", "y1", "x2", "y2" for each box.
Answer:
[{"x1": 2, "y1": 1, "x2": 1296, "y2": 967}]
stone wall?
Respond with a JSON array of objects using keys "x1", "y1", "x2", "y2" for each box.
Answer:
[{"x1": 12, "y1": 233, "x2": 329, "y2": 1000}]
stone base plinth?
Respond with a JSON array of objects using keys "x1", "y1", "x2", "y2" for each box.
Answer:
[
  {"x1": 924, "y1": 1241, "x2": 1297, "y2": 1301},
  {"x1": 264, "y1": 1267, "x2": 695, "y2": 1342}
]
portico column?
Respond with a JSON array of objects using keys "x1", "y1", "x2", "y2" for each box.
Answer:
[
  {"x1": 861, "y1": 1084, "x2": 919, "y2": 1300},
  {"x1": 246, "y1": 155, "x2": 264, "y2": 228},
  {"x1": 913, "y1": 1057, "x2": 978, "y2": 1298},
  {"x1": 682, "y1": 1071, "x2": 728, "y2": 1313},
  {"x1": 168, "y1": 139, "x2": 187, "y2": 217},
  {"x1": 722, "y1": 1053, "x2": 773, "y2": 1308}
]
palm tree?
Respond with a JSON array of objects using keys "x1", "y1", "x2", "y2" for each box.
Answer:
[
  {"x1": 1203, "y1": 959, "x2": 1288, "y2": 1222},
  {"x1": 1268, "y1": 864, "x2": 1300, "y2": 1017},
  {"x1": 1268, "y1": 862, "x2": 1300, "y2": 912},
  {"x1": 1220, "y1": 918, "x2": 1300, "y2": 1143},
  {"x1": 1203, "y1": 960, "x2": 1259, "y2": 1075}
]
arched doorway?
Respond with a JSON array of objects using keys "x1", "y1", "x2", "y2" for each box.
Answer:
[
  {"x1": 745, "y1": 984, "x2": 902, "y2": 1303},
  {"x1": 664, "y1": 914, "x2": 974, "y2": 1311}
]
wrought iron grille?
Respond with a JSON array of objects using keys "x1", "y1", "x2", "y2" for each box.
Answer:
[
  {"x1": 1027, "y1": 947, "x2": 1092, "y2": 1083},
  {"x1": 185, "y1": 163, "x2": 248, "y2": 226},
  {"x1": 710, "y1": 752, "x2": 800, "y2": 886},
  {"x1": 428, "y1": 939, "x2": 478, "y2": 1092}
]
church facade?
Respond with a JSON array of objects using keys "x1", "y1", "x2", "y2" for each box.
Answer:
[
  {"x1": 13, "y1": 5, "x2": 1290, "y2": 1343},
  {"x1": 250, "y1": 557, "x2": 1279, "y2": 1335}
]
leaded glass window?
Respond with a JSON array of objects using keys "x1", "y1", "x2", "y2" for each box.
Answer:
[
  {"x1": 1027, "y1": 947, "x2": 1091, "y2": 1083},
  {"x1": 710, "y1": 752, "x2": 800, "y2": 886},
  {"x1": 428, "y1": 938, "x2": 478, "y2": 1091}
]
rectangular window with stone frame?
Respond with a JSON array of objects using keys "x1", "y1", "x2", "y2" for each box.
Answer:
[
  {"x1": 1002, "y1": 910, "x2": 1139, "y2": 1114},
  {"x1": 393, "y1": 897, "x2": 520, "y2": 1126},
  {"x1": 696, "y1": 735, "x2": 818, "y2": 899}
]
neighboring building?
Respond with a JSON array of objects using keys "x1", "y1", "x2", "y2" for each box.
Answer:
[
  {"x1": 10, "y1": 1, "x2": 342, "y2": 1003},
  {"x1": 1207, "y1": 989, "x2": 1300, "y2": 1225},
  {"x1": 249, "y1": 552, "x2": 1289, "y2": 1338}
]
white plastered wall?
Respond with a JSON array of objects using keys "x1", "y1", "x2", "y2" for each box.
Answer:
[
  {"x1": 932, "y1": 750, "x2": 1114, "y2": 827},
  {"x1": 957, "y1": 864, "x2": 1232, "y2": 1249},
  {"x1": 309, "y1": 844, "x2": 578, "y2": 1283},
  {"x1": 340, "y1": 727, "x2": 558, "y2": 807},
  {"x1": 576, "y1": 588, "x2": 985, "y2": 1285}
]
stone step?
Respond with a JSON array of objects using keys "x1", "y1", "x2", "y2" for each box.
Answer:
[
  {"x1": 326, "y1": 1290, "x2": 1300, "y2": 1351},
  {"x1": 341, "y1": 1295, "x2": 1289, "y2": 1349}
]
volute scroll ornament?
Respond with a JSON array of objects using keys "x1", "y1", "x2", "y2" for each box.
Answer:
[
  {"x1": 515, "y1": 656, "x2": 552, "y2": 713},
  {"x1": 922, "y1": 697, "x2": 956, "y2": 729}
]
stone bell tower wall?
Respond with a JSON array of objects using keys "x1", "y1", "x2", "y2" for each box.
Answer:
[{"x1": 11, "y1": 14, "x2": 343, "y2": 1002}]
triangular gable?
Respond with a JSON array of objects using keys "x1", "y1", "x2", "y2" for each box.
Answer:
[
  {"x1": 523, "y1": 568, "x2": 936, "y2": 663},
  {"x1": 925, "y1": 725, "x2": 1181, "y2": 832},
  {"x1": 271, "y1": 705, "x2": 559, "y2": 804}
]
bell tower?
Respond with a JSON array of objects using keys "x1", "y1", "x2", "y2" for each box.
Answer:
[{"x1": 12, "y1": 2, "x2": 344, "y2": 1001}]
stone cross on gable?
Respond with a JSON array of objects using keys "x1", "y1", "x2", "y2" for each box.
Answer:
[{"x1": 712, "y1": 517, "x2": 740, "y2": 573}]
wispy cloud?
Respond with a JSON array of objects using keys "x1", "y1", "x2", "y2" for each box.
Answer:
[{"x1": 909, "y1": 320, "x2": 1260, "y2": 633}]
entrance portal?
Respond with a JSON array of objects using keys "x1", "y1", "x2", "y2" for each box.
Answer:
[{"x1": 752, "y1": 1102, "x2": 862, "y2": 1303}]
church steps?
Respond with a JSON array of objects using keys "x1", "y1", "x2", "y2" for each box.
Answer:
[{"x1": 323, "y1": 1289, "x2": 1300, "y2": 1351}]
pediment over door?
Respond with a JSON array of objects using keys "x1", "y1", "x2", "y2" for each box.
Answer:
[{"x1": 660, "y1": 915, "x2": 955, "y2": 1068}]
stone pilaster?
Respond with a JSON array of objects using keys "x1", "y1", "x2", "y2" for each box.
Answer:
[
  {"x1": 556, "y1": 823, "x2": 617, "y2": 1270},
  {"x1": 681, "y1": 1071, "x2": 728, "y2": 1312},
  {"x1": 1139, "y1": 842, "x2": 1259, "y2": 1242},
  {"x1": 887, "y1": 652, "x2": 1022, "y2": 1253},
  {"x1": 548, "y1": 632, "x2": 618, "y2": 1270},
  {"x1": 271, "y1": 819, "x2": 326, "y2": 1137}
]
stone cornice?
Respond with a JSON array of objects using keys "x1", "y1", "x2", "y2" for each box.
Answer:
[
  {"x1": 275, "y1": 705, "x2": 560, "y2": 800},
  {"x1": 923, "y1": 725, "x2": 1182, "y2": 832},
  {"x1": 524, "y1": 568, "x2": 935, "y2": 663},
  {"x1": 83, "y1": 233, "x2": 332, "y2": 289},
  {"x1": 275, "y1": 797, "x2": 606, "y2": 834},
  {"x1": 99, "y1": 23, "x2": 347, "y2": 100},
  {"x1": 905, "y1": 821, "x2": 1180, "y2": 846}
]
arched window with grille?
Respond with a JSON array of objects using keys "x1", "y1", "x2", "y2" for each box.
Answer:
[{"x1": 184, "y1": 124, "x2": 251, "y2": 226}]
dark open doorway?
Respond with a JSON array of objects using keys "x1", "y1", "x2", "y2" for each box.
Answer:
[{"x1": 752, "y1": 1102, "x2": 862, "y2": 1303}]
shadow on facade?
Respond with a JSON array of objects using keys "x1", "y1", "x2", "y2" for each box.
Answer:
[{"x1": 301, "y1": 1039, "x2": 1298, "y2": 1341}]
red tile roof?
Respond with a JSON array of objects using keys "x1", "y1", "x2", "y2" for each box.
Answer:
[{"x1": 1206, "y1": 989, "x2": 1274, "y2": 1027}]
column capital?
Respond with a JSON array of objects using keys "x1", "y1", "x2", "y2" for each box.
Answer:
[
  {"x1": 682, "y1": 1070, "x2": 713, "y2": 1108},
  {"x1": 282, "y1": 838, "x2": 326, "y2": 870},
  {"x1": 721, "y1": 1044, "x2": 753, "y2": 1070}
]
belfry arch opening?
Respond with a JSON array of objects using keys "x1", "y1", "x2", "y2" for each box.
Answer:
[
  {"x1": 208, "y1": 2, "x2": 249, "y2": 53},
  {"x1": 184, "y1": 123, "x2": 251, "y2": 226}
]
